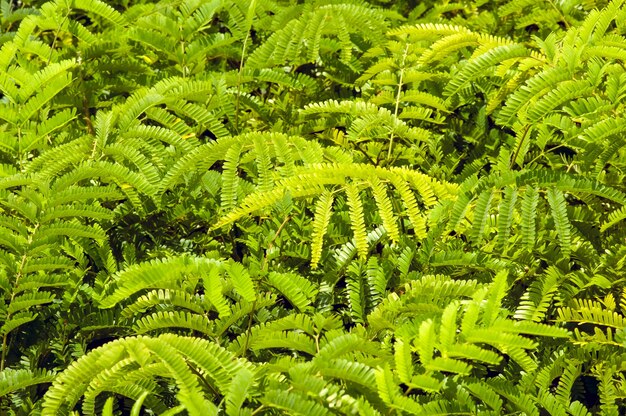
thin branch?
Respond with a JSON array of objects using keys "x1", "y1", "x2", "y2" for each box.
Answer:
[{"x1": 387, "y1": 42, "x2": 410, "y2": 161}]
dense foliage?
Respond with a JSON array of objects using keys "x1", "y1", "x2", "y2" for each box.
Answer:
[{"x1": 1, "y1": 0, "x2": 626, "y2": 414}]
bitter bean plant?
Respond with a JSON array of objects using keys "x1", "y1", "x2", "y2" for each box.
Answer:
[{"x1": 0, "y1": 0, "x2": 626, "y2": 414}]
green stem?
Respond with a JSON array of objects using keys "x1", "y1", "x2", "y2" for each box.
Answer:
[
  {"x1": 387, "y1": 42, "x2": 410, "y2": 161},
  {"x1": 510, "y1": 124, "x2": 531, "y2": 169},
  {"x1": 235, "y1": 0, "x2": 257, "y2": 133},
  {"x1": 1, "y1": 248, "x2": 30, "y2": 371},
  {"x1": 241, "y1": 300, "x2": 257, "y2": 358}
]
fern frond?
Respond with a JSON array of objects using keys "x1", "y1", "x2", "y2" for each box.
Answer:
[
  {"x1": 520, "y1": 185, "x2": 539, "y2": 248},
  {"x1": 470, "y1": 189, "x2": 493, "y2": 245},
  {"x1": 546, "y1": 187, "x2": 571, "y2": 256},
  {"x1": 121, "y1": 289, "x2": 205, "y2": 318},
  {"x1": 261, "y1": 388, "x2": 331, "y2": 416},
  {"x1": 37, "y1": 221, "x2": 106, "y2": 241},
  {"x1": 98, "y1": 256, "x2": 220, "y2": 308},
  {"x1": 346, "y1": 265, "x2": 366, "y2": 323},
  {"x1": 369, "y1": 176, "x2": 400, "y2": 243},
  {"x1": 6, "y1": 291, "x2": 55, "y2": 315},
  {"x1": 389, "y1": 175, "x2": 427, "y2": 239},
  {"x1": 446, "y1": 343, "x2": 501, "y2": 365},
  {"x1": 318, "y1": 332, "x2": 382, "y2": 361},
  {"x1": 393, "y1": 338, "x2": 413, "y2": 384},
  {"x1": 494, "y1": 186, "x2": 518, "y2": 253},
  {"x1": 366, "y1": 257, "x2": 387, "y2": 307},
  {"x1": 601, "y1": 205, "x2": 626, "y2": 231},
  {"x1": 557, "y1": 299, "x2": 626, "y2": 329},
  {"x1": 555, "y1": 361, "x2": 581, "y2": 406},
  {"x1": 468, "y1": 325, "x2": 538, "y2": 348},
  {"x1": 220, "y1": 143, "x2": 242, "y2": 214},
  {"x1": 0, "y1": 311, "x2": 37, "y2": 336},
  {"x1": 506, "y1": 320, "x2": 570, "y2": 338},
  {"x1": 132, "y1": 311, "x2": 213, "y2": 336},
  {"x1": 465, "y1": 382, "x2": 503, "y2": 412},
  {"x1": 225, "y1": 261, "x2": 256, "y2": 303},
  {"x1": 514, "y1": 268, "x2": 560, "y2": 322},
  {"x1": 345, "y1": 183, "x2": 369, "y2": 260},
  {"x1": 445, "y1": 44, "x2": 529, "y2": 98},
  {"x1": 268, "y1": 272, "x2": 316, "y2": 312},
  {"x1": 0, "y1": 369, "x2": 55, "y2": 397},
  {"x1": 249, "y1": 331, "x2": 317, "y2": 355},
  {"x1": 317, "y1": 358, "x2": 377, "y2": 390},
  {"x1": 71, "y1": 0, "x2": 126, "y2": 26},
  {"x1": 225, "y1": 367, "x2": 256, "y2": 416},
  {"x1": 205, "y1": 267, "x2": 230, "y2": 318},
  {"x1": 310, "y1": 190, "x2": 335, "y2": 269}
]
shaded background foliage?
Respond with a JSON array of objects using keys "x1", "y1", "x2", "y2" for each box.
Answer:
[{"x1": 0, "y1": 0, "x2": 626, "y2": 414}]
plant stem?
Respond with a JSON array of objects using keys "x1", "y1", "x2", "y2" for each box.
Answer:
[
  {"x1": 1, "y1": 249, "x2": 30, "y2": 371},
  {"x1": 241, "y1": 300, "x2": 257, "y2": 358},
  {"x1": 261, "y1": 215, "x2": 291, "y2": 271},
  {"x1": 387, "y1": 42, "x2": 410, "y2": 161},
  {"x1": 235, "y1": 0, "x2": 257, "y2": 134},
  {"x1": 234, "y1": 31, "x2": 249, "y2": 134},
  {"x1": 510, "y1": 124, "x2": 531, "y2": 169}
]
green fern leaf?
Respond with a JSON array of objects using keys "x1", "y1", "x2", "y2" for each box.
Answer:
[
  {"x1": 390, "y1": 176, "x2": 427, "y2": 239},
  {"x1": 145, "y1": 339, "x2": 217, "y2": 416},
  {"x1": 318, "y1": 358, "x2": 377, "y2": 390},
  {"x1": 225, "y1": 261, "x2": 256, "y2": 303},
  {"x1": 132, "y1": 311, "x2": 213, "y2": 336},
  {"x1": 205, "y1": 267, "x2": 230, "y2": 317},
  {"x1": 220, "y1": 143, "x2": 242, "y2": 214},
  {"x1": 345, "y1": 183, "x2": 369, "y2": 260},
  {"x1": 557, "y1": 299, "x2": 626, "y2": 329},
  {"x1": 268, "y1": 272, "x2": 316, "y2": 312},
  {"x1": 121, "y1": 289, "x2": 205, "y2": 318},
  {"x1": 0, "y1": 311, "x2": 37, "y2": 335},
  {"x1": 444, "y1": 44, "x2": 529, "y2": 98},
  {"x1": 470, "y1": 189, "x2": 493, "y2": 245},
  {"x1": 394, "y1": 338, "x2": 413, "y2": 384},
  {"x1": 6, "y1": 291, "x2": 55, "y2": 315},
  {"x1": 98, "y1": 256, "x2": 219, "y2": 308},
  {"x1": 369, "y1": 176, "x2": 400, "y2": 243},
  {"x1": 225, "y1": 367, "x2": 255, "y2": 416},
  {"x1": 250, "y1": 331, "x2": 317, "y2": 355},
  {"x1": 495, "y1": 186, "x2": 518, "y2": 253},
  {"x1": 521, "y1": 186, "x2": 539, "y2": 248},
  {"x1": 601, "y1": 205, "x2": 626, "y2": 232},
  {"x1": 262, "y1": 389, "x2": 331, "y2": 416},
  {"x1": 446, "y1": 343, "x2": 501, "y2": 365},
  {"x1": 0, "y1": 369, "x2": 55, "y2": 397},
  {"x1": 439, "y1": 301, "x2": 459, "y2": 350},
  {"x1": 71, "y1": 0, "x2": 126, "y2": 25},
  {"x1": 546, "y1": 187, "x2": 571, "y2": 256},
  {"x1": 310, "y1": 190, "x2": 335, "y2": 269},
  {"x1": 555, "y1": 361, "x2": 581, "y2": 406},
  {"x1": 514, "y1": 267, "x2": 560, "y2": 322}
]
